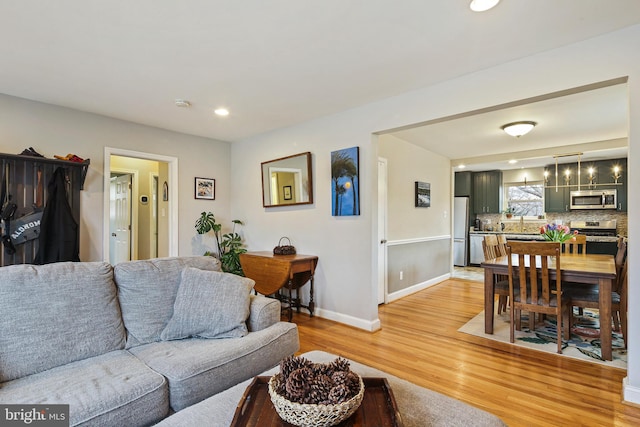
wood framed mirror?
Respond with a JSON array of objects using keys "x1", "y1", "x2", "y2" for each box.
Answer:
[{"x1": 261, "y1": 152, "x2": 313, "y2": 207}]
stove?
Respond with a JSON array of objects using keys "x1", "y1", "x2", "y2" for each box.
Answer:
[{"x1": 569, "y1": 220, "x2": 617, "y2": 237}]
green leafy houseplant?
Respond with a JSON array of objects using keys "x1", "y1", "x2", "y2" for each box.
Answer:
[{"x1": 195, "y1": 212, "x2": 246, "y2": 275}]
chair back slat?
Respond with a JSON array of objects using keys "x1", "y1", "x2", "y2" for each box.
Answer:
[
  {"x1": 483, "y1": 235, "x2": 504, "y2": 260},
  {"x1": 561, "y1": 234, "x2": 586, "y2": 255},
  {"x1": 507, "y1": 241, "x2": 561, "y2": 310}
]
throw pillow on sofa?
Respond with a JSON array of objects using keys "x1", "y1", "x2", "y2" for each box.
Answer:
[{"x1": 160, "y1": 268, "x2": 255, "y2": 340}]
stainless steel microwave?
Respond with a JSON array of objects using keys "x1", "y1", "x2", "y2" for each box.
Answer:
[{"x1": 570, "y1": 189, "x2": 617, "y2": 210}]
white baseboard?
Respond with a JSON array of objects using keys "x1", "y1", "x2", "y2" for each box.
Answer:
[
  {"x1": 314, "y1": 308, "x2": 381, "y2": 332},
  {"x1": 623, "y1": 377, "x2": 640, "y2": 405},
  {"x1": 386, "y1": 273, "x2": 451, "y2": 303}
]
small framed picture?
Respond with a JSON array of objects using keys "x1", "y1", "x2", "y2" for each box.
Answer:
[
  {"x1": 195, "y1": 177, "x2": 215, "y2": 200},
  {"x1": 283, "y1": 185, "x2": 292, "y2": 200},
  {"x1": 415, "y1": 181, "x2": 431, "y2": 208}
]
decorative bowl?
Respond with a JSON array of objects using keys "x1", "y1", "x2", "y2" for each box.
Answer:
[{"x1": 267, "y1": 373, "x2": 365, "y2": 427}]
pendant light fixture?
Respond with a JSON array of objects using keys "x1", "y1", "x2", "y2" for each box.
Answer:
[{"x1": 501, "y1": 121, "x2": 537, "y2": 137}]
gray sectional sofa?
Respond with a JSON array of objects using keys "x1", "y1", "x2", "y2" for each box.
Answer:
[{"x1": 0, "y1": 256, "x2": 299, "y2": 426}]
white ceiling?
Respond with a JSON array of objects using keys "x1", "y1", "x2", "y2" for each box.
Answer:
[
  {"x1": 1, "y1": 1, "x2": 639, "y2": 163},
  {"x1": 389, "y1": 82, "x2": 630, "y2": 171}
]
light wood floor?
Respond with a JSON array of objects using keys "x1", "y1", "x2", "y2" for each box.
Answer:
[{"x1": 291, "y1": 277, "x2": 640, "y2": 426}]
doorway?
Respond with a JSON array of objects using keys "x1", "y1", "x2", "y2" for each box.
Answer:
[{"x1": 103, "y1": 148, "x2": 178, "y2": 262}]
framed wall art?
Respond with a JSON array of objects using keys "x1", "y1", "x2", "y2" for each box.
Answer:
[
  {"x1": 195, "y1": 177, "x2": 215, "y2": 200},
  {"x1": 331, "y1": 146, "x2": 360, "y2": 216},
  {"x1": 283, "y1": 185, "x2": 292, "y2": 200},
  {"x1": 415, "y1": 181, "x2": 431, "y2": 207}
]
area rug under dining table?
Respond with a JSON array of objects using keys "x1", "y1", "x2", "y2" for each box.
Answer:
[{"x1": 459, "y1": 308, "x2": 627, "y2": 369}]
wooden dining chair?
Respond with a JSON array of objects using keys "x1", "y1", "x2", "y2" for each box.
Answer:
[
  {"x1": 497, "y1": 234, "x2": 508, "y2": 257},
  {"x1": 506, "y1": 241, "x2": 568, "y2": 354},
  {"x1": 483, "y1": 235, "x2": 509, "y2": 314},
  {"x1": 565, "y1": 258, "x2": 628, "y2": 348},
  {"x1": 561, "y1": 234, "x2": 587, "y2": 255}
]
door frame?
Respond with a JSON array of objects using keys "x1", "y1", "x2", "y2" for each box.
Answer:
[
  {"x1": 377, "y1": 157, "x2": 388, "y2": 304},
  {"x1": 103, "y1": 147, "x2": 179, "y2": 261}
]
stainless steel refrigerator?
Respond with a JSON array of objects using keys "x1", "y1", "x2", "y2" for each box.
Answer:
[{"x1": 453, "y1": 197, "x2": 469, "y2": 266}]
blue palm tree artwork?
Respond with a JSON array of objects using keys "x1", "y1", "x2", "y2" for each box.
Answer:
[{"x1": 331, "y1": 146, "x2": 360, "y2": 216}]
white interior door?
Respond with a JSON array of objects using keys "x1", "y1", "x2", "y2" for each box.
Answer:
[
  {"x1": 377, "y1": 158, "x2": 388, "y2": 304},
  {"x1": 110, "y1": 174, "x2": 131, "y2": 264}
]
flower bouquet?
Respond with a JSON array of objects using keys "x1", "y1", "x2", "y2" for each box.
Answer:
[{"x1": 539, "y1": 223, "x2": 578, "y2": 242}]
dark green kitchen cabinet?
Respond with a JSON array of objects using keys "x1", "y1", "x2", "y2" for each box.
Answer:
[
  {"x1": 455, "y1": 171, "x2": 472, "y2": 197},
  {"x1": 472, "y1": 171, "x2": 502, "y2": 214},
  {"x1": 596, "y1": 158, "x2": 626, "y2": 211},
  {"x1": 543, "y1": 158, "x2": 627, "y2": 212},
  {"x1": 545, "y1": 186, "x2": 571, "y2": 212}
]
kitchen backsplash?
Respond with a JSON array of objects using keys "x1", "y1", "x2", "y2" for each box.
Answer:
[{"x1": 476, "y1": 211, "x2": 628, "y2": 236}]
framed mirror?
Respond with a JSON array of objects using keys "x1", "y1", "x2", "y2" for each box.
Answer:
[{"x1": 261, "y1": 152, "x2": 313, "y2": 207}]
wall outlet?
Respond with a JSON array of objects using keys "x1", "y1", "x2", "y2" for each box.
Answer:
[{"x1": 400, "y1": 271, "x2": 403, "y2": 280}]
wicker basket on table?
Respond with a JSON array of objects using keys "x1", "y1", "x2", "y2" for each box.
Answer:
[{"x1": 268, "y1": 356, "x2": 365, "y2": 427}]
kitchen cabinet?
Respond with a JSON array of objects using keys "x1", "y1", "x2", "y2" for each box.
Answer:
[
  {"x1": 545, "y1": 186, "x2": 571, "y2": 212},
  {"x1": 455, "y1": 171, "x2": 472, "y2": 197},
  {"x1": 543, "y1": 163, "x2": 576, "y2": 213},
  {"x1": 544, "y1": 158, "x2": 627, "y2": 212},
  {"x1": 596, "y1": 158, "x2": 626, "y2": 211},
  {"x1": 472, "y1": 171, "x2": 502, "y2": 214},
  {"x1": 469, "y1": 234, "x2": 485, "y2": 265}
]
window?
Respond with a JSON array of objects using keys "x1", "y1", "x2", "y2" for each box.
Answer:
[{"x1": 505, "y1": 182, "x2": 543, "y2": 217}]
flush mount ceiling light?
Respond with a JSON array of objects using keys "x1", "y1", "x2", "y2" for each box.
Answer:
[
  {"x1": 174, "y1": 99, "x2": 191, "y2": 108},
  {"x1": 469, "y1": 0, "x2": 500, "y2": 12},
  {"x1": 214, "y1": 108, "x2": 229, "y2": 117},
  {"x1": 501, "y1": 121, "x2": 537, "y2": 137}
]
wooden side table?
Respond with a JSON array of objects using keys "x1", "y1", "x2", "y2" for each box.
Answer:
[{"x1": 239, "y1": 251, "x2": 318, "y2": 321}]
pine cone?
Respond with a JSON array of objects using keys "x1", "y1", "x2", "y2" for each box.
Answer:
[
  {"x1": 330, "y1": 357, "x2": 351, "y2": 373},
  {"x1": 311, "y1": 374, "x2": 333, "y2": 396},
  {"x1": 280, "y1": 356, "x2": 312, "y2": 379},
  {"x1": 344, "y1": 372, "x2": 360, "y2": 395},
  {"x1": 310, "y1": 362, "x2": 331, "y2": 377},
  {"x1": 331, "y1": 370, "x2": 349, "y2": 387},
  {"x1": 285, "y1": 367, "x2": 312, "y2": 402},
  {"x1": 273, "y1": 374, "x2": 287, "y2": 396},
  {"x1": 328, "y1": 384, "x2": 351, "y2": 404}
]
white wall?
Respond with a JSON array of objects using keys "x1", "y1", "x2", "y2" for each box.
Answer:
[
  {"x1": 379, "y1": 134, "x2": 451, "y2": 241},
  {"x1": 231, "y1": 24, "x2": 640, "y2": 403},
  {"x1": 0, "y1": 93, "x2": 232, "y2": 261}
]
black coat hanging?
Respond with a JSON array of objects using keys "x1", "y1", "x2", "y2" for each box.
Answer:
[{"x1": 34, "y1": 167, "x2": 80, "y2": 264}]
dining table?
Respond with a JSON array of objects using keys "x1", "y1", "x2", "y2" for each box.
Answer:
[{"x1": 481, "y1": 252, "x2": 617, "y2": 360}]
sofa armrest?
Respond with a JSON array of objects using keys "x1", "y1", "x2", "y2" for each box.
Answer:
[{"x1": 247, "y1": 295, "x2": 281, "y2": 332}]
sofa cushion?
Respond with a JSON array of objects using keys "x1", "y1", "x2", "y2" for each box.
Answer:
[
  {"x1": 130, "y1": 322, "x2": 299, "y2": 411},
  {"x1": 247, "y1": 294, "x2": 282, "y2": 332},
  {"x1": 0, "y1": 262, "x2": 126, "y2": 382},
  {"x1": 114, "y1": 256, "x2": 221, "y2": 348},
  {"x1": 0, "y1": 350, "x2": 168, "y2": 427},
  {"x1": 161, "y1": 268, "x2": 254, "y2": 341}
]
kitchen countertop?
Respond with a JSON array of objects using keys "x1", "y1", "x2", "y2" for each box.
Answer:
[{"x1": 469, "y1": 230, "x2": 621, "y2": 243}]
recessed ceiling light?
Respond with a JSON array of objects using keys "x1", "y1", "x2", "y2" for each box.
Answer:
[
  {"x1": 458, "y1": 164, "x2": 466, "y2": 169},
  {"x1": 469, "y1": 0, "x2": 500, "y2": 12},
  {"x1": 214, "y1": 108, "x2": 229, "y2": 117},
  {"x1": 174, "y1": 99, "x2": 191, "y2": 108},
  {"x1": 509, "y1": 159, "x2": 518, "y2": 164}
]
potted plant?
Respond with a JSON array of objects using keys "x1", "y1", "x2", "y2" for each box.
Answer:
[
  {"x1": 195, "y1": 212, "x2": 246, "y2": 276},
  {"x1": 503, "y1": 208, "x2": 514, "y2": 219}
]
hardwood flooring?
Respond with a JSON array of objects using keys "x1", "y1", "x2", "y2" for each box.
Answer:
[{"x1": 291, "y1": 277, "x2": 640, "y2": 426}]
